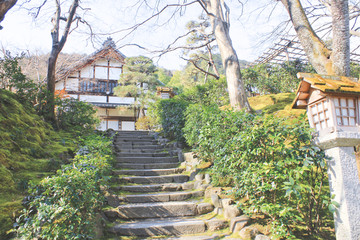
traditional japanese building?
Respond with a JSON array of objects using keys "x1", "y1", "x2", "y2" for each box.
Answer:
[{"x1": 55, "y1": 38, "x2": 136, "y2": 131}]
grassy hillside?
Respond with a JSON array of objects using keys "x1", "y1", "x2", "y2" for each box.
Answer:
[
  {"x1": 0, "y1": 89, "x2": 76, "y2": 239},
  {"x1": 249, "y1": 92, "x2": 306, "y2": 117}
]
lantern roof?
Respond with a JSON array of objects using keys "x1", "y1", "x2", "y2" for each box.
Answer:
[
  {"x1": 156, "y1": 87, "x2": 173, "y2": 93},
  {"x1": 292, "y1": 72, "x2": 360, "y2": 109}
]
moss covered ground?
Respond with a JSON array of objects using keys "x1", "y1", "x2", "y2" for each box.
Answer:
[
  {"x1": 248, "y1": 92, "x2": 306, "y2": 117},
  {"x1": 0, "y1": 89, "x2": 77, "y2": 239}
]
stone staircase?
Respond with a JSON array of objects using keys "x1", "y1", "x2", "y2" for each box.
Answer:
[{"x1": 104, "y1": 131, "x2": 226, "y2": 239}]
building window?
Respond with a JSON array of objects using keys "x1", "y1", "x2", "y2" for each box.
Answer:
[
  {"x1": 334, "y1": 98, "x2": 356, "y2": 126},
  {"x1": 310, "y1": 99, "x2": 331, "y2": 131}
]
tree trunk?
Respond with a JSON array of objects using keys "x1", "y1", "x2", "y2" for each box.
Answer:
[
  {"x1": 0, "y1": 0, "x2": 17, "y2": 23},
  {"x1": 281, "y1": 0, "x2": 333, "y2": 75},
  {"x1": 331, "y1": 0, "x2": 350, "y2": 76},
  {"x1": 45, "y1": 0, "x2": 79, "y2": 122},
  {"x1": 46, "y1": 48, "x2": 59, "y2": 121},
  {"x1": 281, "y1": 0, "x2": 350, "y2": 76},
  {"x1": 199, "y1": 0, "x2": 250, "y2": 111}
]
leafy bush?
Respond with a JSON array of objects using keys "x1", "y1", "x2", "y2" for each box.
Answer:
[
  {"x1": 154, "y1": 97, "x2": 189, "y2": 142},
  {"x1": 135, "y1": 116, "x2": 155, "y2": 130},
  {"x1": 184, "y1": 106, "x2": 334, "y2": 238},
  {"x1": 242, "y1": 60, "x2": 315, "y2": 95},
  {"x1": 179, "y1": 76, "x2": 229, "y2": 106},
  {"x1": 56, "y1": 98, "x2": 99, "y2": 131},
  {"x1": 150, "y1": 77, "x2": 229, "y2": 142},
  {"x1": 14, "y1": 134, "x2": 113, "y2": 239}
]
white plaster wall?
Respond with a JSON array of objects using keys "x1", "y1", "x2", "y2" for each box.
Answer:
[
  {"x1": 109, "y1": 96, "x2": 135, "y2": 104},
  {"x1": 67, "y1": 94, "x2": 78, "y2": 99},
  {"x1": 108, "y1": 120, "x2": 119, "y2": 130},
  {"x1": 81, "y1": 65, "x2": 93, "y2": 78},
  {"x1": 96, "y1": 59, "x2": 108, "y2": 66},
  {"x1": 79, "y1": 95, "x2": 106, "y2": 103},
  {"x1": 110, "y1": 61, "x2": 123, "y2": 67},
  {"x1": 97, "y1": 121, "x2": 107, "y2": 131},
  {"x1": 122, "y1": 121, "x2": 135, "y2": 130},
  {"x1": 109, "y1": 68, "x2": 122, "y2": 80},
  {"x1": 95, "y1": 66, "x2": 108, "y2": 79},
  {"x1": 65, "y1": 78, "x2": 79, "y2": 91},
  {"x1": 55, "y1": 81, "x2": 64, "y2": 90}
]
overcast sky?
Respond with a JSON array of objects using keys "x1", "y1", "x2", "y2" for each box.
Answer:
[{"x1": 0, "y1": 0, "x2": 300, "y2": 70}]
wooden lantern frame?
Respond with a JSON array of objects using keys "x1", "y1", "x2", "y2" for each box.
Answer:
[{"x1": 292, "y1": 73, "x2": 360, "y2": 136}]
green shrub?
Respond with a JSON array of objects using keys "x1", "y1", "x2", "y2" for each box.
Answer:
[
  {"x1": 184, "y1": 107, "x2": 334, "y2": 238},
  {"x1": 155, "y1": 97, "x2": 189, "y2": 142},
  {"x1": 179, "y1": 76, "x2": 229, "y2": 106},
  {"x1": 56, "y1": 98, "x2": 99, "y2": 131},
  {"x1": 14, "y1": 134, "x2": 113, "y2": 239},
  {"x1": 150, "y1": 77, "x2": 229, "y2": 142}
]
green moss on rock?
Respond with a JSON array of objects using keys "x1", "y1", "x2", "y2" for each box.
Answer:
[{"x1": 0, "y1": 89, "x2": 77, "y2": 239}]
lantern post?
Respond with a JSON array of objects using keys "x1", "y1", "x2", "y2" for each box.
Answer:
[{"x1": 292, "y1": 73, "x2": 360, "y2": 240}]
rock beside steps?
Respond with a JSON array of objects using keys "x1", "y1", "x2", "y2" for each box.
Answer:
[{"x1": 104, "y1": 131, "x2": 227, "y2": 238}]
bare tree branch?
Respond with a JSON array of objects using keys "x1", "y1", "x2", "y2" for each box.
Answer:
[
  {"x1": 181, "y1": 56, "x2": 220, "y2": 79},
  {"x1": 93, "y1": 1, "x2": 198, "y2": 42}
]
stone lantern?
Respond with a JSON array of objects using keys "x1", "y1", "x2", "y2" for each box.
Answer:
[
  {"x1": 292, "y1": 72, "x2": 360, "y2": 240},
  {"x1": 156, "y1": 87, "x2": 175, "y2": 99}
]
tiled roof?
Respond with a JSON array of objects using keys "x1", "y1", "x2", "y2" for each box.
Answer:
[
  {"x1": 292, "y1": 72, "x2": 360, "y2": 109},
  {"x1": 56, "y1": 44, "x2": 126, "y2": 82}
]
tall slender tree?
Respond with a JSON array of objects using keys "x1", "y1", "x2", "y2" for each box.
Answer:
[
  {"x1": 197, "y1": 0, "x2": 250, "y2": 110},
  {"x1": 46, "y1": 0, "x2": 80, "y2": 122},
  {"x1": 280, "y1": 0, "x2": 350, "y2": 76}
]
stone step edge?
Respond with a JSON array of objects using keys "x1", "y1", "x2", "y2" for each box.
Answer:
[
  {"x1": 106, "y1": 190, "x2": 204, "y2": 205},
  {"x1": 112, "y1": 182, "x2": 196, "y2": 192},
  {"x1": 109, "y1": 217, "x2": 228, "y2": 237},
  {"x1": 112, "y1": 168, "x2": 185, "y2": 176},
  {"x1": 116, "y1": 162, "x2": 181, "y2": 170},
  {"x1": 104, "y1": 201, "x2": 214, "y2": 220}
]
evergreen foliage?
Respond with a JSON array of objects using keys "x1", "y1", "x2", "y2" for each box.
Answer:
[
  {"x1": 115, "y1": 56, "x2": 160, "y2": 117},
  {"x1": 150, "y1": 77, "x2": 229, "y2": 142},
  {"x1": 183, "y1": 105, "x2": 335, "y2": 238},
  {"x1": 14, "y1": 133, "x2": 113, "y2": 239},
  {"x1": 242, "y1": 60, "x2": 314, "y2": 94},
  {"x1": 56, "y1": 98, "x2": 99, "y2": 131}
]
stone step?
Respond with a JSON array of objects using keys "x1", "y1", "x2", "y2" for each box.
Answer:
[
  {"x1": 117, "y1": 148, "x2": 167, "y2": 153},
  {"x1": 115, "y1": 143, "x2": 158, "y2": 147},
  {"x1": 113, "y1": 168, "x2": 184, "y2": 176},
  {"x1": 163, "y1": 236, "x2": 220, "y2": 240},
  {"x1": 110, "y1": 218, "x2": 206, "y2": 237},
  {"x1": 116, "y1": 162, "x2": 180, "y2": 169},
  {"x1": 123, "y1": 190, "x2": 204, "y2": 203},
  {"x1": 105, "y1": 201, "x2": 198, "y2": 219},
  {"x1": 119, "y1": 174, "x2": 189, "y2": 184},
  {"x1": 116, "y1": 141, "x2": 157, "y2": 146},
  {"x1": 115, "y1": 144, "x2": 166, "y2": 150},
  {"x1": 116, "y1": 152, "x2": 170, "y2": 157},
  {"x1": 117, "y1": 156, "x2": 179, "y2": 163},
  {"x1": 115, "y1": 138, "x2": 156, "y2": 142},
  {"x1": 118, "y1": 183, "x2": 183, "y2": 192}
]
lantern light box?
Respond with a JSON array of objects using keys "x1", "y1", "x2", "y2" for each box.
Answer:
[{"x1": 292, "y1": 72, "x2": 360, "y2": 149}]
